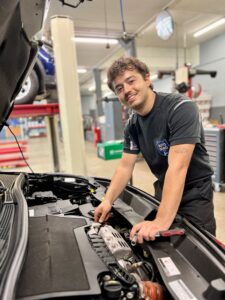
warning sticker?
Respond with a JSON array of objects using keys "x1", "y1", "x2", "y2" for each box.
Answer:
[
  {"x1": 158, "y1": 257, "x2": 181, "y2": 277},
  {"x1": 169, "y1": 279, "x2": 197, "y2": 300}
]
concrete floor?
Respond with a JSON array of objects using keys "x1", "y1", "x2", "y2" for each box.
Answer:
[{"x1": 8, "y1": 136, "x2": 225, "y2": 245}]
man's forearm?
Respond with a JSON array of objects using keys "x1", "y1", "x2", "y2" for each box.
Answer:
[
  {"x1": 130, "y1": 167, "x2": 187, "y2": 243},
  {"x1": 130, "y1": 144, "x2": 194, "y2": 242},
  {"x1": 94, "y1": 153, "x2": 137, "y2": 223},
  {"x1": 104, "y1": 165, "x2": 133, "y2": 205},
  {"x1": 156, "y1": 166, "x2": 187, "y2": 228}
]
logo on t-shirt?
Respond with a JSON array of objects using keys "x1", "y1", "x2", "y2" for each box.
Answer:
[
  {"x1": 155, "y1": 139, "x2": 170, "y2": 156},
  {"x1": 130, "y1": 140, "x2": 139, "y2": 151}
]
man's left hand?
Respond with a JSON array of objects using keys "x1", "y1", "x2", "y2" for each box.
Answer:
[{"x1": 130, "y1": 220, "x2": 169, "y2": 243}]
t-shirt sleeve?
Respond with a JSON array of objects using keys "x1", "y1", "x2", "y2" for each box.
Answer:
[
  {"x1": 168, "y1": 100, "x2": 201, "y2": 145},
  {"x1": 123, "y1": 121, "x2": 140, "y2": 154}
]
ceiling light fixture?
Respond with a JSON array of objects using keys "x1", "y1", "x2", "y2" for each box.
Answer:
[
  {"x1": 193, "y1": 18, "x2": 225, "y2": 38},
  {"x1": 73, "y1": 37, "x2": 119, "y2": 44},
  {"x1": 77, "y1": 68, "x2": 87, "y2": 74}
]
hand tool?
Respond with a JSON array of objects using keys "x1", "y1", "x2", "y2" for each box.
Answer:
[
  {"x1": 130, "y1": 228, "x2": 185, "y2": 246},
  {"x1": 155, "y1": 228, "x2": 185, "y2": 237}
]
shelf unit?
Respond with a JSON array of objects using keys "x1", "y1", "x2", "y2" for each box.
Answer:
[
  {"x1": 204, "y1": 127, "x2": 225, "y2": 192},
  {"x1": 0, "y1": 104, "x2": 60, "y2": 170}
]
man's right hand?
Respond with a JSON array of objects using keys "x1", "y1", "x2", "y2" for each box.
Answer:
[{"x1": 94, "y1": 199, "x2": 112, "y2": 223}]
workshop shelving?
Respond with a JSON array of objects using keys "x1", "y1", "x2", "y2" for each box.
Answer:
[
  {"x1": 0, "y1": 104, "x2": 60, "y2": 170},
  {"x1": 204, "y1": 127, "x2": 225, "y2": 191}
]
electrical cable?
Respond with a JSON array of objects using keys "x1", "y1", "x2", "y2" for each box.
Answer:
[
  {"x1": 143, "y1": 261, "x2": 155, "y2": 282},
  {"x1": 59, "y1": 0, "x2": 92, "y2": 9},
  {"x1": 59, "y1": 0, "x2": 83, "y2": 8},
  {"x1": 3, "y1": 122, "x2": 34, "y2": 173},
  {"x1": 119, "y1": 0, "x2": 127, "y2": 38},
  {"x1": 103, "y1": 0, "x2": 110, "y2": 49}
]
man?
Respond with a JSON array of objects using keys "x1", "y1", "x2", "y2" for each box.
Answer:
[{"x1": 94, "y1": 57, "x2": 216, "y2": 243}]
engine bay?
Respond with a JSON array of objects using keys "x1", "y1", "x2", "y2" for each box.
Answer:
[
  {"x1": 0, "y1": 172, "x2": 224, "y2": 300},
  {"x1": 17, "y1": 173, "x2": 166, "y2": 299},
  {"x1": 86, "y1": 222, "x2": 164, "y2": 299}
]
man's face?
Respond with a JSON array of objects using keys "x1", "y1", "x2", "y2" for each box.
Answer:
[{"x1": 112, "y1": 69, "x2": 151, "y2": 111}]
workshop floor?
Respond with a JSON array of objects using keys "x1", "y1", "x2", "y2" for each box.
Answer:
[{"x1": 7, "y1": 136, "x2": 225, "y2": 245}]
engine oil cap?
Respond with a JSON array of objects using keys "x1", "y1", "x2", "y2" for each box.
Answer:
[{"x1": 102, "y1": 280, "x2": 122, "y2": 299}]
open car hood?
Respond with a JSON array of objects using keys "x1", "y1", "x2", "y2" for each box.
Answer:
[{"x1": 0, "y1": 0, "x2": 49, "y2": 130}]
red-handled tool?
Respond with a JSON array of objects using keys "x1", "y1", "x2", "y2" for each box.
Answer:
[
  {"x1": 130, "y1": 228, "x2": 185, "y2": 246},
  {"x1": 155, "y1": 228, "x2": 185, "y2": 237}
]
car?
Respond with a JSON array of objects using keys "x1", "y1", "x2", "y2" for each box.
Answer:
[
  {"x1": 14, "y1": 43, "x2": 57, "y2": 105},
  {"x1": 1, "y1": 172, "x2": 225, "y2": 300},
  {"x1": 0, "y1": 1, "x2": 225, "y2": 300}
]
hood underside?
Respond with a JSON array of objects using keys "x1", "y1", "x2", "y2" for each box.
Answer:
[{"x1": 0, "y1": 0, "x2": 48, "y2": 130}]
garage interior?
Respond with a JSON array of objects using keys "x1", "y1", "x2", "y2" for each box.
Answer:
[{"x1": 1, "y1": 0, "x2": 225, "y2": 246}]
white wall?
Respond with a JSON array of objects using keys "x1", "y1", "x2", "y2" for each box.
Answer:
[
  {"x1": 137, "y1": 45, "x2": 199, "y2": 72},
  {"x1": 152, "y1": 76, "x2": 174, "y2": 93},
  {"x1": 192, "y1": 32, "x2": 225, "y2": 108},
  {"x1": 82, "y1": 45, "x2": 200, "y2": 111},
  {"x1": 136, "y1": 45, "x2": 199, "y2": 93},
  {"x1": 81, "y1": 94, "x2": 96, "y2": 115}
]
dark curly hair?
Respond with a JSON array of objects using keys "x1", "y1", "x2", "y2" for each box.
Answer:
[{"x1": 107, "y1": 56, "x2": 150, "y2": 91}]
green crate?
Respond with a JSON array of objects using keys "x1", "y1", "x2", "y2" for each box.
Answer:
[{"x1": 97, "y1": 140, "x2": 123, "y2": 160}]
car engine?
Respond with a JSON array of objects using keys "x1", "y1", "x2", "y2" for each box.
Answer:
[
  {"x1": 13, "y1": 173, "x2": 166, "y2": 299},
  {"x1": 87, "y1": 223, "x2": 164, "y2": 299}
]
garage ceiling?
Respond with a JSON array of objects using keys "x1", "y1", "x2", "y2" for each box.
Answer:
[{"x1": 45, "y1": 0, "x2": 225, "y2": 86}]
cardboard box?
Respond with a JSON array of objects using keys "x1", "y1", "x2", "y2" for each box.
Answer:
[{"x1": 97, "y1": 140, "x2": 123, "y2": 160}]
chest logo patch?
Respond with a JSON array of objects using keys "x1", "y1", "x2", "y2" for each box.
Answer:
[{"x1": 155, "y1": 139, "x2": 170, "y2": 156}]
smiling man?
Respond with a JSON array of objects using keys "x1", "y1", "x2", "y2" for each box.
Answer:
[{"x1": 94, "y1": 56, "x2": 216, "y2": 243}]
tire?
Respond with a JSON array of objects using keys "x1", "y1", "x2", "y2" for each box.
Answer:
[
  {"x1": 15, "y1": 70, "x2": 39, "y2": 104},
  {"x1": 46, "y1": 86, "x2": 58, "y2": 103}
]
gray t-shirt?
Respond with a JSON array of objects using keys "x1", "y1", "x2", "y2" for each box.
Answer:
[{"x1": 123, "y1": 92, "x2": 213, "y2": 186}]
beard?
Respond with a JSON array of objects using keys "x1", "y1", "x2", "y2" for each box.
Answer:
[{"x1": 126, "y1": 92, "x2": 148, "y2": 112}]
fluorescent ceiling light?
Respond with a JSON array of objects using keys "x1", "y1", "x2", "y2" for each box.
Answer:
[
  {"x1": 77, "y1": 68, "x2": 87, "y2": 74},
  {"x1": 73, "y1": 37, "x2": 118, "y2": 44},
  {"x1": 193, "y1": 18, "x2": 225, "y2": 38}
]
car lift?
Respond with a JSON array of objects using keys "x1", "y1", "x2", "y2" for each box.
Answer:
[{"x1": 158, "y1": 65, "x2": 217, "y2": 98}]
